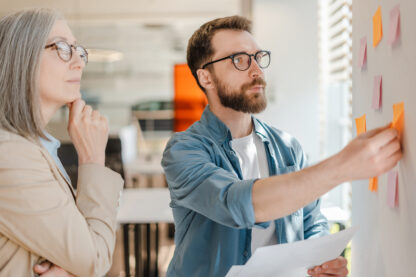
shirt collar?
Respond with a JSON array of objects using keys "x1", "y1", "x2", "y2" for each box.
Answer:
[
  {"x1": 39, "y1": 132, "x2": 61, "y2": 154},
  {"x1": 253, "y1": 117, "x2": 271, "y2": 143},
  {"x1": 200, "y1": 105, "x2": 271, "y2": 144}
]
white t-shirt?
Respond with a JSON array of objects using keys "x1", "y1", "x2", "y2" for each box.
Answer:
[{"x1": 230, "y1": 131, "x2": 277, "y2": 253}]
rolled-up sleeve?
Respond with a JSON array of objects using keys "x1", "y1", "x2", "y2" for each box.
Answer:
[{"x1": 162, "y1": 135, "x2": 257, "y2": 229}]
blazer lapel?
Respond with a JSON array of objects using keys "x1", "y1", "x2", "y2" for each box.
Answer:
[{"x1": 39, "y1": 146, "x2": 76, "y2": 200}]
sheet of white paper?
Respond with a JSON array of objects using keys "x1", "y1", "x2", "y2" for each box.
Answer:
[{"x1": 226, "y1": 227, "x2": 356, "y2": 277}]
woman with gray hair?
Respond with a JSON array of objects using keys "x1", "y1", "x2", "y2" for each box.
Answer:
[{"x1": 0, "y1": 8, "x2": 124, "y2": 277}]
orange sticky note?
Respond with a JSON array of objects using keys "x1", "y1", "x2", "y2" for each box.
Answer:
[
  {"x1": 369, "y1": 177, "x2": 378, "y2": 192},
  {"x1": 392, "y1": 102, "x2": 404, "y2": 135},
  {"x1": 373, "y1": 6, "x2": 383, "y2": 47},
  {"x1": 355, "y1": 114, "x2": 377, "y2": 192},
  {"x1": 355, "y1": 114, "x2": 367, "y2": 135}
]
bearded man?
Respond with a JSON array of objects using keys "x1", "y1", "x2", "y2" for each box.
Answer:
[{"x1": 161, "y1": 15, "x2": 401, "y2": 277}]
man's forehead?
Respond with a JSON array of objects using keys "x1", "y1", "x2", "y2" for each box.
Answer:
[{"x1": 211, "y1": 29, "x2": 260, "y2": 57}]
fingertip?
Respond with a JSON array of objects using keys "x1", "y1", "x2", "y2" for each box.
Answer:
[
  {"x1": 391, "y1": 128, "x2": 398, "y2": 135},
  {"x1": 33, "y1": 264, "x2": 44, "y2": 272}
]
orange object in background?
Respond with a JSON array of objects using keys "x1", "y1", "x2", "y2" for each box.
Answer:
[{"x1": 174, "y1": 64, "x2": 208, "y2": 132}]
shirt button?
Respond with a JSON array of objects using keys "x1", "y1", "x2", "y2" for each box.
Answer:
[{"x1": 243, "y1": 251, "x2": 248, "y2": 257}]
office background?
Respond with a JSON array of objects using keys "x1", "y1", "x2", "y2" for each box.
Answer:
[{"x1": 1, "y1": 0, "x2": 357, "y2": 276}]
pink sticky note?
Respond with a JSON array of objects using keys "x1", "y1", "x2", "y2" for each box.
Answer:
[
  {"x1": 387, "y1": 170, "x2": 399, "y2": 208},
  {"x1": 372, "y1": 75, "x2": 382, "y2": 109},
  {"x1": 389, "y1": 4, "x2": 401, "y2": 45},
  {"x1": 359, "y1": 37, "x2": 367, "y2": 68}
]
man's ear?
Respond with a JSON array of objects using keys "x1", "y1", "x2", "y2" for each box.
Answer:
[{"x1": 196, "y1": 69, "x2": 214, "y2": 91}]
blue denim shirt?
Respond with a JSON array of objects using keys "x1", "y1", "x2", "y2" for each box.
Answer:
[{"x1": 162, "y1": 106, "x2": 329, "y2": 277}]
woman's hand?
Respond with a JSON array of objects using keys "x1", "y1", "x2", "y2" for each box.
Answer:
[
  {"x1": 67, "y1": 99, "x2": 108, "y2": 166},
  {"x1": 33, "y1": 261, "x2": 74, "y2": 277}
]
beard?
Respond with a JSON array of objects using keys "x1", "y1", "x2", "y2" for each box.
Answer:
[{"x1": 213, "y1": 74, "x2": 267, "y2": 114}]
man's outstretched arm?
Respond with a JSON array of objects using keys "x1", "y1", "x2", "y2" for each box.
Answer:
[{"x1": 253, "y1": 126, "x2": 401, "y2": 222}]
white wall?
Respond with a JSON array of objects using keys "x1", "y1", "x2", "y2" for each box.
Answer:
[
  {"x1": 253, "y1": 0, "x2": 321, "y2": 164},
  {"x1": 351, "y1": 0, "x2": 416, "y2": 276}
]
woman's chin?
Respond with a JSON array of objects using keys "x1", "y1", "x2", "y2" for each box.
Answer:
[
  {"x1": 68, "y1": 92, "x2": 82, "y2": 102},
  {"x1": 60, "y1": 95, "x2": 81, "y2": 109}
]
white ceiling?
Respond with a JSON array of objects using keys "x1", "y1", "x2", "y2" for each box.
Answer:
[
  {"x1": 1, "y1": 0, "x2": 247, "y2": 71},
  {"x1": 1, "y1": 0, "x2": 244, "y2": 21}
]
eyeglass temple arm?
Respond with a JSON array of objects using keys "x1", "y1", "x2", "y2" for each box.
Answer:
[{"x1": 202, "y1": 56, "x2": 232, "y2": 69}]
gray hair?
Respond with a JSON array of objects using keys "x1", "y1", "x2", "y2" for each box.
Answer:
[{"x1": 0, "y1": 8, "x2": 61, "y2": 139}]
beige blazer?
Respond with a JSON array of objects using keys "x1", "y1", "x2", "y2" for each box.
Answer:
[{"x1": 0, "y1": 129, "x2": 124, "y2": 277}]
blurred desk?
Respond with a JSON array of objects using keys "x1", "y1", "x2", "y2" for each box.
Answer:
[
  {"x1": 117, "y1": 188, "x2": 173, "y2": 277},
  {"x1": 124, "y1": 157, "x2": 164, "y2": 187},
  {"x1": 124, "y1": 158, "x2": 164, "y2": 176}
]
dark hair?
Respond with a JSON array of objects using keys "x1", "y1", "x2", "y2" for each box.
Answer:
[{"x1": 186, "y1": 15, "x2": 252, "y2": 92}]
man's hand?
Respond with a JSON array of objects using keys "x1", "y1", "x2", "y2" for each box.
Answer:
[
  {"x1": 307, "y1": 256, "x2": 348, "y2": 277},
  {"x1": 333, "y1": 125, "x2": 402, "y2": 182},
  {"x1": 33, "y1": 261, "x2": 74, "y2": 277}
]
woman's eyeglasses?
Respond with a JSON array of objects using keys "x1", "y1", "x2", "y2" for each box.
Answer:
[{"x1": 45, "y1": 41, "x2": 88, "y2": 64}]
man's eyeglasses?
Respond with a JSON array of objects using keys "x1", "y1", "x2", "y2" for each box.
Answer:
[
  {"x1": 45, "y1": 41, "x2": 88, "y2": 64},
  {"x1": 201, "y1": 50, "x2": 271, "y2": 71}
]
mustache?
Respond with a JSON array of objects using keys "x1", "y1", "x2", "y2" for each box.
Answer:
[{"x1": 241, "y1": 78, "x2": 267, "y2": 91}]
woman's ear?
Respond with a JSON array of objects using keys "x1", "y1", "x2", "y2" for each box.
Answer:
[{"x1": 196, "y1": 69, "x2": 213, "y2": 91}]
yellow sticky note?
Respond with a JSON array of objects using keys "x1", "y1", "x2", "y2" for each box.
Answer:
[
  {"x1": 355, "y1": 114, "x2": 367, "y2": 135},
  {"x1": 392, "y1": 102, "x2": 404, "y2": 135},
  {"x1": 373, "y1": 6, "x2": 383, "y2": 47},
  {"x1": 369, "y1": 177, "x2": 378, "y2": 192}
]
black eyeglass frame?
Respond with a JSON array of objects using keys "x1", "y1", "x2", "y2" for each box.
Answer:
[
  {"x1": 201, "y1": 50, "x2": 271, "y2": 71},
  {"x1": 44, "y1": 41, "x2": 89, "y2": 64}
]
